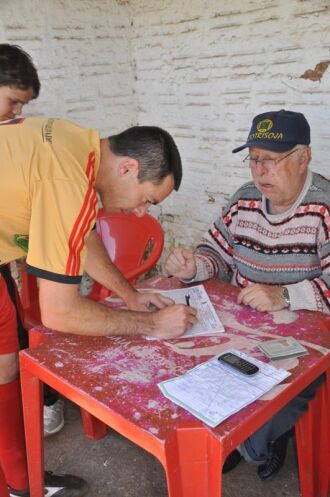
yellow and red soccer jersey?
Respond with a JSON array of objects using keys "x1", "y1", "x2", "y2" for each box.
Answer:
[{"x1": 0, "y1": 117, "x2": 100, "y2": 283}]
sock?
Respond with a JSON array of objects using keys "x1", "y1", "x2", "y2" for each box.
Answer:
[
  {"x1": 238, "y1": 442, "x2": 265, "y2": 465},
  {"x1": 0, "y1": 379, "x2": 29, "y2": 491}
]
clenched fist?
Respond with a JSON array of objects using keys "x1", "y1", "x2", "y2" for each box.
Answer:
[{"x1": 164, "y1": 247, "x2": 197, "y2": 280}]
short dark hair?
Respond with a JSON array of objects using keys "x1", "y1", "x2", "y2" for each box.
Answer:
[
  {"x1": 0, "y1": 44, "x2": 40, "y2": 98},
  {"x1": 108, "y1": 126, "x2": 182, "y2": 191}
]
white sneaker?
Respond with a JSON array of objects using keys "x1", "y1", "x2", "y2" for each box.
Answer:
[{"x1": 44, "y1": 399, "x2": 65, "y2": 437}]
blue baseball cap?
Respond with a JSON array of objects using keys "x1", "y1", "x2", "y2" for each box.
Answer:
[{"x1": 232, "y1": 109, "x2": 310, "y2": 153}]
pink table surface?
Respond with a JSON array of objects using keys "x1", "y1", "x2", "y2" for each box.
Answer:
[{"x1": 22, "y1": 276, "x2": 329, "y2": 440}]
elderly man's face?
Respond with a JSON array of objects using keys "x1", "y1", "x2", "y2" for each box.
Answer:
[{"x1": 248, "y1": 146, "x2": 310, "y2": 214}]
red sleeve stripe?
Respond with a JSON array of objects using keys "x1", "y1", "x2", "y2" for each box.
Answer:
[
  {"x1": 65, "y1": 152, "x2": 98, "y2": 276},
  {"x1": 67, "y1": 193, "x2": 98, "y2": 275}
]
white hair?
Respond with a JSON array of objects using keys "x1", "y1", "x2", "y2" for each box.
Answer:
[{"x1": 294, "y1": 144, "x2": 311, "y2": 165}]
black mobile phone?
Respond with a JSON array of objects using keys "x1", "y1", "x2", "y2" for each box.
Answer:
[{"x1": 218, "y1": 352, "x2": 259, "y2": 375}]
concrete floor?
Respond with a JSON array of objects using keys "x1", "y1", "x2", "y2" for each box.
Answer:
[{"x1": 43, "y1": 400, "x2": 309, "y2": 497}]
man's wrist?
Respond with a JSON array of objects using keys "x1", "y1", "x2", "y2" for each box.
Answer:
[
  {"x1": 281, "y1": 286, "x2": 291, "y2": 308},
  {"x1": 180, "y1": 270, "x2": 197, "y2": 283},
  {"x1": 119, "y1": 286, "x2": 139, "y2": 304}
]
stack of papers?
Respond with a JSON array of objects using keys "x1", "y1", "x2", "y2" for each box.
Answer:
[
  {"x1": 258, "y1": 337, "x2": 308, "y2": 359},
  {"x1": 158, "y1": 348, "x2": 290, "y2": 427}
]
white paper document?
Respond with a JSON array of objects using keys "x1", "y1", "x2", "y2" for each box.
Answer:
[
  {"x1": 149, "y1": 284, "x2": 224, "y2": 338},
  {"x1": 158, "y1": 348, "x2": 291, "y2": 427}
]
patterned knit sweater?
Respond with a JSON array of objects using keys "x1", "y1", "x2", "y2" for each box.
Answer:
[{"x1": 192, "y1": 171, "x2": 330, "y2": 314}]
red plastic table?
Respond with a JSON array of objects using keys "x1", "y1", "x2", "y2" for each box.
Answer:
[{"x1": 19, "y1": 276, "x2": 330, "y2": 497}]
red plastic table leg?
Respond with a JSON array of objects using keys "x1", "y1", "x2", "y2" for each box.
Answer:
[
  {"x1": 80, "y1": 409, "x2": 108, "y2": 440},
  {"x1": 19, "y1": 358, "x2": 44, "y2": 497},
  {"x1": 295, "y1": 374, "x2": 330, "y2": 497},
  {"x1": 163, "y1": 426, "x2": 222, "y2": 497}
]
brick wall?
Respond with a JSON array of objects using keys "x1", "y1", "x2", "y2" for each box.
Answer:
[
  {"x1": 1, "y1": 0, "x2": 330, "y2": 258},
  {"x1": 0, "y1": 0, "x2": 136, "y2": 134}
]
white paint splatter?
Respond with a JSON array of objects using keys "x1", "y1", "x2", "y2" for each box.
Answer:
[
  {"x1": 117, "y1": 371, "x2": 152, "y2": 383},
  {"x1": 269, "y1": 357, "x2": 299, "y2": 370},
  {"x1": 147, "y1": 400, "x2": 159, "y2": 409},
  {"x1": 259, "y1": 384, "x2": 289, "y2": 401},
  {"x1": 54, "y1": 361, "x2": 64, "y2": 368},
  {"x1": 270, "y1": 309, "x2": 298, "y2": 324}
]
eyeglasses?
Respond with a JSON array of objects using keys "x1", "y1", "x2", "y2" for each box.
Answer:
[{"x1": 243, "y1": 148, "x2": 300, "y2": 170}]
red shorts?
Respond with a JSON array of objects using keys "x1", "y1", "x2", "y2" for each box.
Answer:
[{"x1": 0, "y1": 276, "x2": 19, "y2": 354}]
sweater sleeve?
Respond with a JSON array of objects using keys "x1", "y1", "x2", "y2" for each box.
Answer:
[
  {"x1": 180, "y1": 254, "x2": 218, "y2": 283},
  {"x1": 181, "y1": 199, "x2": 237, "y2": 284},
  {"x1": 288, "y1": 237, "x2": 330, "y2": 314}
]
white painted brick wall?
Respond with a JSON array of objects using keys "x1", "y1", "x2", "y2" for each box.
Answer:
[
  {"x1": 0, "y1": 0, "x2": 136, "y2": 135},
  {"x1": 1, "y1": 0, "x2": 330, "y2": 263}
]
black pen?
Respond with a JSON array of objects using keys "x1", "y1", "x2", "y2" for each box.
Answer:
[{"x1": 185, "y1": 294, "x2": 190, "y2": 306}]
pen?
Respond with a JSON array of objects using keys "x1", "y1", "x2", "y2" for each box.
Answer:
[{"x1": 185, "y1": 294, "x2": 190, "y2": 306}]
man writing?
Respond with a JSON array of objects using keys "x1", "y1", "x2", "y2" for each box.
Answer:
[
  {"x1": 0, "y1": 116, "x2": 197, "y2": 496},
  {"x1": 165, "y1": 109, "x2": 329, "y2": 480}
]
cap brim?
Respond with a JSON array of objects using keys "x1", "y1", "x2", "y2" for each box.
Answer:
[
  {"x1": 232, "y1": 140, "x2": 297, "y2": 154},
  {"x1": 232, "y1": 143, "x2": 248, "y2": 153}
]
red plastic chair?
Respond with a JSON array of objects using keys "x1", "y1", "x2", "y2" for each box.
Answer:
[
  {"x1": 15, "y1": 262, "x2": 41, "y2": 331},
  {"x1": 88, "y1": 209, "x2": 165, "y2": 301}
]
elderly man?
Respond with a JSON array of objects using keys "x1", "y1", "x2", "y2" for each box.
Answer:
[
  {"x1": 0, "y1": 116, "x2": 197, "y2": 497},
  {"x1": 165, "y1": 109, "x2": 329, "y2": 480}
]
